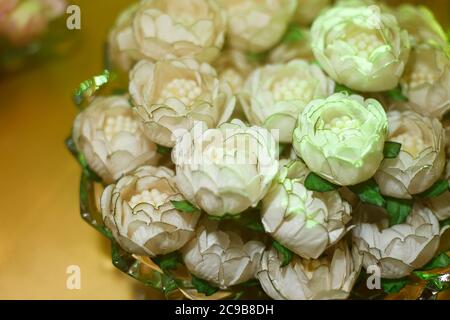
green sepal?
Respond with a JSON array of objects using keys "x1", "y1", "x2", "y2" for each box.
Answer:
[
  {"x1": 385, "y1": 197, "x2": 412, "y2": 226},
  {"x1": 156, "y1": 144, "x2": 172, "y2": 156},
  {"x1": 422, "y1": 253, "x2": 450, "y2": 271},
  {"x1": 419, "y1": 179, "x2": 450, "y2": 198},
  {"x1": 386, "y1": 86, "x2": 408, "y2": 102},
  {"x1": 191, "y1": 276, "x2": 219, "y2": 296},
  {"x1": 170, "y1": 200, "x2": 200, "y2": 213},
  {"x1": 304, "y1": 172, "x2": 339, "y2": 192},
  {"x1": 153, "y1": 251, "x2": 182, "y2": 271},
  {"x1": 282, "y1": 24, "x2": 305, "y2": 43},
  {"x1": 383, "y1": 141, "x2": 402, "y2": 159},
  {"x1": 349, "y1": 179, "x2": 386, "y2": 207},
  {"x1": 381, "y1": 277, "x2": 408, "y2": 294},
  {"x1": 272, "y1": 240, "x2": 293, "y2": 267}
]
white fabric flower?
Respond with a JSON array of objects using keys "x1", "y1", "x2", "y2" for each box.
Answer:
[
  {"x1": 240, "y1": 59, "x2": 334, "y2": 143},
  {"x1": 352, "y1": 203, "x2": 444, "y2": 279},
  {"x1": 218, "y1": 0, "x2": 297, "y2": 53},
  {"x1": 400, "y1": 44, "x2": 450, "y2": 120},
  {"x1": 311, "y1": 3, "x2": 410, "y2": 92},
  {"x1": 182, "y1": 220, "x2": 265, "y2": 289},
  {"x1": 394, "y1": 4, "x2": 448, "y2": 49},
  {"x1": 261, "y1": 160, "x2": 352, "y2": 259},
  {"x1": 257, "y1": 241, "x2": 362, "y2": 300},
  {"x1": 129, "y1": 58, "x2": 235, "y2": 147},
  {"x1": 72, "y1": 95, "x2": 158, "y2": 184},
  {"x1": 101, "y1": 166, "x2": 200, "y2": 257},
  {"x1": 293, "y1": 93, "x2": 388, "y2": 186},
  {"x1": 107, "y1": 0, "x2": 227, "y2": 70},
  {"x1": 173, "y1": 120, "x2": 279, "y2": 217},
  {"x1": 375, "y1": 110, "x2": 446, "y2": 199}
]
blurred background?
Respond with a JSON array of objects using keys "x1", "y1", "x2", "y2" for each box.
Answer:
[{"x1": 0, "y1": 0, "x2": 448, "y2": 299}]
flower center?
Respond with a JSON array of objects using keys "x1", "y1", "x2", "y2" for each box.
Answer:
[
  {"x1": 392, "y1": 132, "x2": 426, "y2": 158},
  {"x1": 271, "y1": 77, "x2": 314, "y2": 101},
  {"x1": 159, "y1": 78, "x2": 202, "y2": 106},
  {"x1": 103, "y1": 115, "x2": 138, "y2": 140},
  {"x1": 128, "y1": 189, "x2": 170, "y2": 209},
  {"x1": 324, "y1": 115, "x2": 360, "y2": 133},
  {"x1": 408, "y1": 71, "x2": 437, "y2": 88},
  {"x1": 347, "y1": 33, "x2": 383, "y2": 59}
]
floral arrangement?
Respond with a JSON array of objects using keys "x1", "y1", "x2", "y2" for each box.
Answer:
[{"x1": 68, "y1": 0, "x2": 450, "y2": 300}]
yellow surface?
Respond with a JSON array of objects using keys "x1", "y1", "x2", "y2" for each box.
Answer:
[{"x1": 0, "y1": 0, "x2": 448, "y2": 300}]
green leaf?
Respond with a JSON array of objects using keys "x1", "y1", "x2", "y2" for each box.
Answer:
[
  {"x1": 191, "y1": 276, "x2": 219, "y2": 296},
  {"x1": 246, "y1": 51, "x2": 267, "y2": 63},
  {"x1": 383, "y1": 141, "x2": 402, "y2": 159},
  {"x1": 170, "y1": 200, "x2": 199, "y2": 213},
  {"x1": 245, "y1": 221, "x2": 265, "y2": 232},
  {"x1": 386, "y1": 86, "x2": 408, "y2": 102},
  {"x1": 304, "y1": 172, "x2": 339, "y2": 192},
  {"x1": 419, "y1": 179, "x2": 450, "y2": 198},
  {"x1": 349, "y1": 179, "x2": 386, "y2": 207},
  {"x1": 272, "y1": 240, "x2": 293, "y2": 267},
  {"x1": 239, "y1": 279, "x2": 260, "y2": 288},
  {"x1": 156, "y1": 144, "x2": 172, "y2": 155},
  {"x1": 208, "y1": 213, "x2": 242, "y2": 221},
  {"x1": 385, "y1": 197, "x2": 413, "y2": 226},
  {"x1": 381, "y1": 278, "x2": 408, "y2": 294},
  {"x1": 153, "y1": 252, "x2": 181, "y2": 271},
  {"x1": 282, "y1": 24, "x2": 305, "y2": 43},
  {"x1": 334, "y1": 83, "x2": 357, "y2": 95},
  {"x1": 441, "y1": 219, "x2": 450, "y2": 229},
  {"x1": 73, "y1": 70, "x2": 114, "y2": 107},
  {"x1": 422, "y1": 253, "x2": 450, "y2": 271}
]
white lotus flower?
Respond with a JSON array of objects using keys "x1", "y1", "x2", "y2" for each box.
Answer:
[
  {"x1": 394, "y1": 4, "x2": 448, "y2": 49},
  {"x1": 182, "y1": 220, "x2": 265, "y2": 289},
  {"x1": 375, "y1": 110, "x2": 446, "y2": 199},
  {"x1": 218, "y1": 0, "x2": 297, "y2": 53},
  {"x1": 257, "y1": 241, "x2": 362, "y2": 300},
  {"x1": 352, "y1": 203, "x2": 444, "y2": 279},
  {"x1": 240, "y1": 59, "x2": 334, "y2": 143},
  {"x1": 72, "y1": 95, "x2": 158, "y2": 184},
  {"x1": 261, "y1": 160, "x2": 352, "y2": 259},
  {"x1": 100, "y1": 166, "x2": 200, "y2": 257},
  {"x1": 293, "y1": 93, "x2": 388, "y2": 186},
  {"x1": 400, "y1": 44, "x2": 450, "y2": 120},
  {"x1": 293, "y1": 0, "x2": 330, "y2": 26},
  {"x1": 173, "y1": 120, "x2": 279, "y2": 217},
  {"x1": 129, "y1": 58, "x2": 235, "y2": 147},
  {"x1": 311, "y1": 3, "x2": 410, "y2": 92},
  {"x1": 107, "y1": 0, "x2": 227, "y2": 70}
]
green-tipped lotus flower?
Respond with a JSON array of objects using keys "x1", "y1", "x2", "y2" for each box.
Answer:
[{"x1": 293, "y1": 93, "x2": 388, "y2": 186}]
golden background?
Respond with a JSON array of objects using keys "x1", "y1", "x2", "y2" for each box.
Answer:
[{"x1": 0, "y1": 0, "x2": 448, "y2": 300}]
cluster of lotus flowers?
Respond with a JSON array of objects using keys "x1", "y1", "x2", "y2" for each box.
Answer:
[
  {"x1": 71, "y1": 0, "x2": 450, "y2": 299},
  {"x1": 0, "y1": 0, "x2": 66, "y2": 47}
]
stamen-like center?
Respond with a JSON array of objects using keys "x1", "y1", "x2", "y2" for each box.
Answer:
[
  {"x1": 159, "y1": 78, "x2": 202, "y2": 106},
  {"x1": 103, "y1": 115, "x2": 138, "y2": 140}
]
